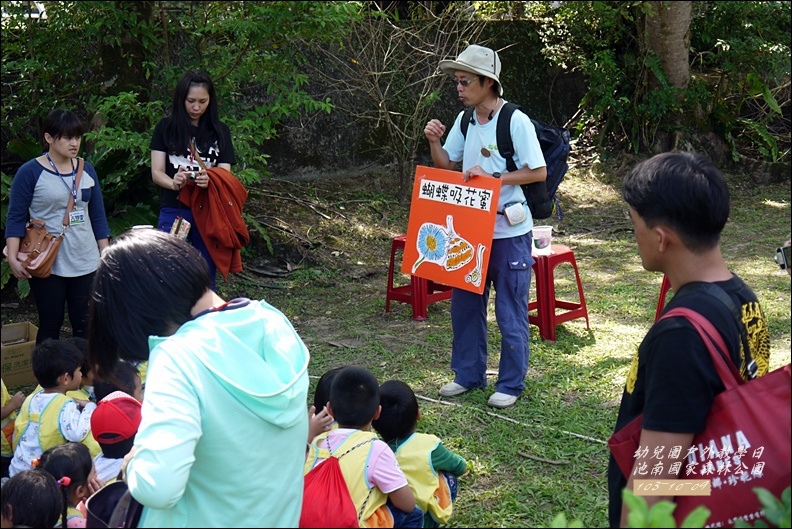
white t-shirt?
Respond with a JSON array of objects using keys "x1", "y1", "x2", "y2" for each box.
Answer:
[
  {"x1": 442, "y1": 102, "x2": 546, "y2": 238},
  {"x1": 94, "y1": 453, "x2": 124, "y2": 483}
]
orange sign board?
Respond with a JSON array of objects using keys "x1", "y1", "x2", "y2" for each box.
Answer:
[{"x1": 402, "y1": 165, "x2": 501, "y2": 294}]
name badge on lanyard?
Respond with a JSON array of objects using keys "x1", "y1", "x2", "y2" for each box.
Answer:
[{"x1": 69, "y1": 208, "x2": 86, "y2": 225}]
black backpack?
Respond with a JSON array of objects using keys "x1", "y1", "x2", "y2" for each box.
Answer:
[
  {"x1": 461, "y1": 102, "x2": 570, "y2": 220},
  {"x1": 85, "y1": 479, "x2": 143, "y2": 528}
]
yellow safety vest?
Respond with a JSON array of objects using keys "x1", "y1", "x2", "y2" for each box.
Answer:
[
  {"x1": 1, "y1": 380, "x2": 17, "y2": 457},
  {"x1": 13, "y1": 389, "x2": 101, "y2": 457},
  {"x1": 393, "y1": 433, "x2": 453, "y2": 524}
]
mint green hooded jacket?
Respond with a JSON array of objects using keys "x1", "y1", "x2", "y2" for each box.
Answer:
[{"x1": 126, "y1": 299, "x2": 309, "y2": 527}]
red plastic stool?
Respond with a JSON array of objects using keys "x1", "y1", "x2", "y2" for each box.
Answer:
[
  {"x1": 528, "y1": 261, "x2": 544, "y2": 335},
  {"x1": 385, "y1": 235, "x2": 452, "y2": 321},
  {"x1": 654, "y1": 274, "x2": 672, "y2": 321},
  {"x1": 531, "y1": 244, "x2": 590, "y2": 342}
]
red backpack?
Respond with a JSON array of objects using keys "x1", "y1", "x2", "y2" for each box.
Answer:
[{"x1": 300, "y1": 438, "x2": 376, "y2": 528}]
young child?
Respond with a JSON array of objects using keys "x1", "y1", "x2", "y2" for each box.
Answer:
[
  {"x1": 64, "y1": 337, "x2": 95, "y2": 403},
  {"x1": 1, "y1": 379, "x2": 25, "y2": 479},
  {"x1": 0, "y1": 468, "x2": 63, "y2": 528},
  {"x1": 305, "y1": 366, "x2": 423, "y2": 528},
  {"x1": 38, "y1": 442, "x2": 102, "y2": 529},
  {"x1": 128, "y1": 359, "x2": 148, "y2": 395},
  {"x1": 373, "y1": 380, "x2": 468, "y2": 528},
  {"x1": 9, "y1": 339, "x2": 97, "y2": 477},
  {"x1": 93, "y1": 361, "x2": 143, "y2": 403},
  {"x1": 307, "y1": 366, "x2": 344, "y2": 442},
  {"x1": 90, "y1": 391, "x2": 142, "y2": 483}
]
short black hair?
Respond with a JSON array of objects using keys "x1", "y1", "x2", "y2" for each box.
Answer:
[
  {"x1": 88, "y1": 229, "x2": 211, "y2": 380},
  {"x1": 94, "y1": 361, "x2": 140, "y2": 402},
  {"x1": 622, "y1": 151, "x2": 729, "y2": 252},
  {"x1": 372, "y1": 379, "x2": 419, "y2": 443},
  {"x1": 99, "y1": 436, "x2": 135, "y2": 460},
  {"x1": 329, "y1": 366, "x2": 380, "y2": 429},
  {"x1": 477, "y1": 75, "x2": 500, "y2": 96},
  {"x1": 313, "y1": 366, "x2": 346, "y2": 411},
  {"x1": 42, "y1": 109, "x2": 84, "y2": 147},
  {"x1": 0, "y1": 469, "x2": 62, "y2": 528},
  {"x1": 64, "y1": 337, "x2": 90, "y2": 378},
  {"x1": 31, "y1": 339, "x2": 83, "y2": 389}
]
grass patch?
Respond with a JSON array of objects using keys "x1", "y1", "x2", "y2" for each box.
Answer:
[
  {"x1": 216, "y1": 158, "x2": 791, "y2": 526},
  {"x1": 2, "y1": 156, "x2": 788, "y2": 527}
]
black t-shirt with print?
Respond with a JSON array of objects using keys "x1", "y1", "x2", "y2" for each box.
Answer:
[
  {"x1": 606, "y1": 275, "x2": 770, "y2": 527},
  {"x1": 150, "y1": 118, "x2": 236, "y2": 209}
]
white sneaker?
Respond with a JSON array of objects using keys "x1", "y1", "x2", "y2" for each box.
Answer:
[
  {"x1": 439, "y1": 382, "x2": 471, "y2": 397},
  {"x1": 488, "y1": 392, "x2": 518, "y2": 409}
]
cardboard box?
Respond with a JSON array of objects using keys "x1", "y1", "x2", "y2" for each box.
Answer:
[{"x1": 1, "y1": 322, "x2": 38, "y2": 388}]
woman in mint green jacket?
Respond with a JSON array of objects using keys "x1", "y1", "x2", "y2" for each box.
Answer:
[{"x1": 87, "y1": 229, "x2": 309, "y2": 527}]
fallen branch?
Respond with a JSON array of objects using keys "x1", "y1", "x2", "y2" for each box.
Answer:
[
  {"x1": 237, "y1": 272, "x2": 287, "y2": 289},
  {"x1": 518, "y1": 451, "x2": 570, "y2": 465},
  {"x1": 416, "y1": 394, "x2": 607, "y2": 445},
  {"x1": 247, "y1": 266, "x2": 290, "y2": 278}
]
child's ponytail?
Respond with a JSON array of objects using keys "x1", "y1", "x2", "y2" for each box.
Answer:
[
  {"x1": 38, "y1": 443, "x2": 94, "y2": 529},
  {"x1": 56, "y1": 476, "x2": 71, "y2": 529}
]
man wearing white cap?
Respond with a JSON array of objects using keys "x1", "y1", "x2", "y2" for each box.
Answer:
[{"x1": 424, "y1": 44, "x2": 547, "y2": 409}]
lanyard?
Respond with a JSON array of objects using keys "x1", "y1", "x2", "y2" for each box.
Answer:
[{"x1": 45, "y1": 152, "x2": 78, "y2": 202}]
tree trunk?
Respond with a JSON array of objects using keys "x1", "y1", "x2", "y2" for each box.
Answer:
[
  {"x1": 645, "y1": 1, "x2": 692, "y2": 91},
  {"x1": 99, "y1": 1, "x2": 154, "y2": 98},
  {"x1": 644, "y1": 1, "x2": 693, "y2": 151}
]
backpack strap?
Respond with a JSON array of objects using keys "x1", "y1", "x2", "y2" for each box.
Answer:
[
  {"x1": 328, "y1": 435, "x2": 377, "y2": 524},
  {"x1": 460, "y1": 104, "x2": 520, "y2": 173},
  {"x1": 668, "y1": 281, "x2": 757, "y2": 379},
  {"x1": 497, "y1": 102, "x2": 519, "y2": 173},
  {"x1": 460, "y1": 107, "x2": 473, "y2": 138},
  {"x1": 334, "y1": 437, "x2": 376, "y2": 460}
]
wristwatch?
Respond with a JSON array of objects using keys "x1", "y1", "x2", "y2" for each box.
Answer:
[{"x1": 492, "y1": 172, "x2": 501, "y2": 178}]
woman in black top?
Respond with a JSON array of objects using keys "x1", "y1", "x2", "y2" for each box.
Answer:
[{"x1": 150, "y1": 70, "x2": 235, "y2": 290}]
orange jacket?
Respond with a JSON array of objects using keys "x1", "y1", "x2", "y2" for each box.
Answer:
[{"x1": 178, "y1": 167, "x2": 249, "y2": 278}]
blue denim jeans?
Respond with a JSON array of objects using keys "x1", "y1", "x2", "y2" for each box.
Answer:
[
  {"x1": 387, "y1": 502, "x2": 425, "y2": 528},
  {"x1": 158, "y1": 207, "x2": 216, "y2": 290},
  {"x1": 450, "y1": 232, "x2": 534, "y2": 396}
]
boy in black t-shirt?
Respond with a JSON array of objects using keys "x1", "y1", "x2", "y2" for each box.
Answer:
[{"x1": 607, "y1": 152, "x2": 771, "y2": 527}]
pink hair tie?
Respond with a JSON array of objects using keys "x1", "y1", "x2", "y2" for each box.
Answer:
[{"x1": 57, "y1": 476, "x2": 72, "y2": 487}]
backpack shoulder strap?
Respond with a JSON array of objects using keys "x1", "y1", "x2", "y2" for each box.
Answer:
[
  {"x1": 460, "y1": 107, "x2": 474, "y2": 139},
  {"x1": 335, "y1": 436, "x2": 376, "y2": 460},
  {"x1": 497, "y1": 102, "x2": 519, "y2": 173}
]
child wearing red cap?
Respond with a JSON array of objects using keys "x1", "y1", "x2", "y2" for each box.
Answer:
[{"x1": 90, "y1": 391, "x2": 142, "y2": 483}]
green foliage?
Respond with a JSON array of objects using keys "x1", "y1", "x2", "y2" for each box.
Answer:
[
  {"x1": 532, "y1": 1, "x2": 790, "y2": 161},
  {"x1": 82, "y1": 91, "x2": 167, "y2": 214},
  {"x1": 242, "y1": 213, "x2": 273, "y2": 256},
  {"x1": 549, "y1": 512, "x2": 585, "y2": 528},
  {"x1": 622, "y1": 489, "x2": 710, "y2": 528},
  {"x1": 1, "y1": 1, "x2": 364, "y2": 230},
  {"x1": 616, "y1": 486, "x2": 792, "y2": 528},
  {"x1": 734, "y1": 487, "x2": 792, "y2": 528}
]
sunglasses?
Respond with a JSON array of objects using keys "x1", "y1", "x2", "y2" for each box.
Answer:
[{"x1": 451, "y1": 78, "x2": 478, "y2": 88}]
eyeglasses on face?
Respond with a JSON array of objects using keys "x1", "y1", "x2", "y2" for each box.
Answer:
[{"x1": 451, "y1": 78, "x2": 478, "y2": 88}]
